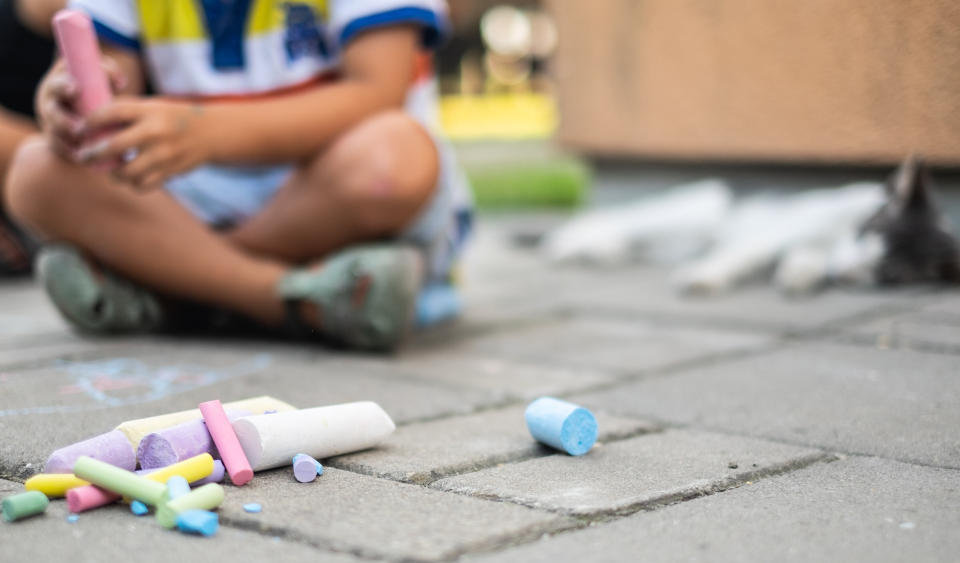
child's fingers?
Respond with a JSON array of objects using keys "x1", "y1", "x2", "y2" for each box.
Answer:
[
  {"x1": 76, "y1": 122, "x2": 158, "y2": 163},
  {"x1": 42, "y1": 99, "x2": 85, "y2": 146},
  {"x1": 115, "y1": 145, "x2": 175, "y2": 187},
  {"x1": 83, "y1": 99, "x2": 146, "y2": 132}
]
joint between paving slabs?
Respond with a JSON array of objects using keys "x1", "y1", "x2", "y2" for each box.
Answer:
[
  {"x1": 428, "y1": 451, "x2": 836, "y2": 522},
  {"x1": 328, "y1": 423, "x2": 663, "y2": 486},
  {"x1": 219, "y1": 510, "x2": 572, "y2": 563}
]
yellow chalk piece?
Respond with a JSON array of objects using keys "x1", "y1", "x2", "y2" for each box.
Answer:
[
  {"x1": 114, "y1": 396, "x2": 296, "y2": 447},
  {"x1": 24, "y1": 474, "x2": 90, "y2": 498},
  {"x1": 145, "y1": 453, "x2": 215, "y2": 485}
]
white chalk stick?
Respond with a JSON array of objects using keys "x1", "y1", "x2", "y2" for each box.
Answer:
[{"x1": 233, "y1": 402, "x2": 395, "y2": 471}]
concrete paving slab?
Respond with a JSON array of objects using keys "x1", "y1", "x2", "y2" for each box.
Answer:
[
  {"x1": 845, "y1": 310, "x2": 960, "y2": 352},
  {"x1": 0, "y1": 480, "x2": 359, "y2": 563},
  {"x1": 432, "y1": 430, "x2": 826, "y2": 516},
  {"x1": 466, "y1": 456, "x2": 960, "y2": 563},
  {"x1": 0, "y1": 343, "x2": 498, "y2": 479},
  {"x1": 457, "y1": 222, "x2": 927, "y2": 333},
  {"x1": 447, "y1": 317, "x2": 772, "y2": 375},
  {"x1": 220, "y1": 467, "x2": 570, "y2": 562},
  {"x1": 574, "y1": 342, "x2": 960, "y2": 468},
  {"x1": 0, "y1": 281, "x2": 68, "y2": 341},
  {"x1": 328, "y1": 405, "x2": 655, "y2": 484},
  {"x1": 334, "y1": 352, "x2": 618, "y2": 401}
]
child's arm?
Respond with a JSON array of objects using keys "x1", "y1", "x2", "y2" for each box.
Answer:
[{"x1": 79, "y1": 25, "x2": 421, "y2": 188}]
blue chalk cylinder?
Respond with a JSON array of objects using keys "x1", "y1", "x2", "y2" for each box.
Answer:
[
  {"x1": 166, "y1": 475, "x2": 190, "y2": 500},
  {"x1": 176, "y1": 509, "x2": 219, "y2": 536},
  {"x1": 416, "y1": 284, "x2": 462, "y2": 327},
  {"x1": 524, "y1": 397, "x2": 597, "y2": 456}
]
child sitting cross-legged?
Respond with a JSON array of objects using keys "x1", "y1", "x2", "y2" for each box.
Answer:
[{"x1": 5, "y1": 0, "x2": 472, "y2": 350}]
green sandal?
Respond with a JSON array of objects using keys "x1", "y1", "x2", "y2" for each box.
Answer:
[
  {"x1": 278, "y1": 244, "x2": 424, "y2": 351},
  {"x1": 36, "y1": 244, "x2": 165, "y2": 334}
]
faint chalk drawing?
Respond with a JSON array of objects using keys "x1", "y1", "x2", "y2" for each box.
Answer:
[{"x1": 0, "y1": 353, "x2": 272, "y2": 417}]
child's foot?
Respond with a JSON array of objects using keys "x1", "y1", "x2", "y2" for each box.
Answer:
[
  {"x1": 278, "y1": 244, "x2": 424, "y2": 351},
  {"x1": 36, "y1": 244, "x2": 165, "y2": 333}
]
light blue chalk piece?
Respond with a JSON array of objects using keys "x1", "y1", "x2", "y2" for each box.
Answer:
[
  {"x1": 524, "y1": 397, "x2": 598, "y2": 456},
  {"x1": 416, "y1": 284, "x2": 462, "y2": 328},
  {"x1": 66, "y1": 514, "x2": 79, "y2": 523},
  {"x1": 130, "y1": 500, "x2": 148, "y2": 516},
  {"x1": 176, "y1": 510, "x2": 219, "y2": 536},
  {"x1": 166, "y1": 475, "x2": 190, "y2": 500},
  {"x1": 243, "y1": 503, "x2": 262, "y2": 513},
  {"x1": 315, "y1": 461, "x2": 324, "y2": 476}
]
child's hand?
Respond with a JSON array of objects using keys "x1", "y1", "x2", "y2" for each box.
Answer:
[
  {"x1": 35, "y1": 58, "x2": 127, "y2": 161},
  {"x1": 76, "y1": 99, "x2": 210, "y2": 190}
]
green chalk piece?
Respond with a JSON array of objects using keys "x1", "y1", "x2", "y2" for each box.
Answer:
[
  {"x1": 156, "y1": 483, "x2": 224, "y2": 529},
  {"x1": 72, "y1": 456, "x2": 167, "y2": 506},
  {"x1": 2, "y1": 491, "x2": 49, "y2": 522}
]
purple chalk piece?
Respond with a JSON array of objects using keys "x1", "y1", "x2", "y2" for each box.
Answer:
[
  {"x1": 292, "y1": 454, "x2": 321, "y2": 483},
  {"x1": 45, "y1": 429, "x2": 136, "y2": 473},
  {"x1": 137, "y1": 410, "x2": 251, "y2": 469},
  {"x1": 192, "y1": 460, "x2": 226, "y2": 486}
]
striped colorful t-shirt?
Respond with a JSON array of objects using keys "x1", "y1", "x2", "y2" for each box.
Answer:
[{"x1": 68, "y1": 0, "x2": 449, "y2": 98}]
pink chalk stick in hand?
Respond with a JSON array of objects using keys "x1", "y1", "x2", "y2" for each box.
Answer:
[
  {"x1": 198, "y1": 400, "x2": 253, "y2": 486},
  {"x1": 52, "y1": 9, "x2": 112, "y2": 116}
]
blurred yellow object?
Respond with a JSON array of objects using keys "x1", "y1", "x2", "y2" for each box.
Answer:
[{"x1": 440, "y1": 93, "x2": 557, "y2": 140}]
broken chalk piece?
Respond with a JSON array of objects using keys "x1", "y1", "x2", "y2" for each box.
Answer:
[
  {"x1": 2, "y1": 491, "x2": 49, "y2": 522},
  {"x1": 166, "y1": 476, "x2": 190, "y2": 500},
  {"x1": 130, "y1": 500, "x2": 148, "y2": 516},
  {"x1": 292, "y1": 454, "x2": 321, "y2": 483},
  {"x1": 66, "y1": 453, "x2": 214, "y2": 513},
  {"x1": 45, "y1": 429, "x2": 137, "y2": 474},
  {"x1": 66, "y1": 514, "x2": 79, "y2": 523},
  {"x1": 115, "y1": 396, "x2": 296, "y2": 450},
  {"x1": 234, "y1": 402, "x2": 395, "y2": 472},
  {"x1": 176, "y1": 509, "x2": 219, "y2": 537},
  {"x1": 524, "y1": 397, "x2": 597, "y2": 456},
  {"x1": 192, "y1": 460, "x2": 225, "y2": 486},
  {"x1": 156, "y1": 483, "x2": 224, "y2": 529},
  {"x1": 24, "y1": 473, "x2": 89, "y2": 498},
  {"x1": 199, "y1": 400, "x2": 253, "y2": 486},
  {"x1": 72, "y1": 456, "x2": 167, "y2": 507},
  {"x1": 137, "y1": 410, "x2": 251, "y2": 469},
  {"x1": 242, "y1": 503, "x2": 261, "y2": 513}
]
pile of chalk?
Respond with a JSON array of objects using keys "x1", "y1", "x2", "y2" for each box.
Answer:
[
  {"x1": 1, "y1": 395, "x2": 396, "y2": 536},
  {"x1": 2, "y1": 393, "x2": 598, "y2": 538}
]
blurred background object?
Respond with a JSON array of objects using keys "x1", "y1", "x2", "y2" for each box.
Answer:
[{"x1": 439, "y1": 0, "x2": 959, "y2": 212}]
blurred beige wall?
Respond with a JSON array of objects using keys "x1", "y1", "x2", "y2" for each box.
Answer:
[{"x1": 545, "y1": 0, "x2": 960, "y2": 165}]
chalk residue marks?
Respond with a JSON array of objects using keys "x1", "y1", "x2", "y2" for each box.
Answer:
[{"x1": 0, "y1": 354, "x2": 272, "y2": 417}]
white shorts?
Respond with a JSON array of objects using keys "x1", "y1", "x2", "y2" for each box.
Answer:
[{"x1": 165, "y1": 138, "x2": 472, "y2": 283}]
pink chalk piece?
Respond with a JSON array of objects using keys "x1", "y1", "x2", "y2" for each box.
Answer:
[
  {"x1": 192, "y1": 460, "x2": 225, "y2": 486},
  {"x1": 45, "y1": 430, "x2": 136, "y2": 474},
  {"x1": 198, "y1": 400, "x2": 253, "y2": 486},
  {"x1": 66, "y1": 484, "x2": 118, "y2": 513},
  {"x1": 52, "y1": 10, "x2": 112, "y2": 116},
  {"x1": 137, "y1": 410, "x2": 252, "y2": 469}
]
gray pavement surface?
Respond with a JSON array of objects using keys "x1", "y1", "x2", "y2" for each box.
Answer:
[{"x1": 2, "y1": 171, "x2": 959, "y2": 561}]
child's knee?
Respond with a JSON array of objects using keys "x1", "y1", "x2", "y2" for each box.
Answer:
[
  {"x1": 4, "y1": 137, "x2": 62, "y2": 228},
  {"x1": 325, "y1": 112, "x2": 439, "y2": 229}
]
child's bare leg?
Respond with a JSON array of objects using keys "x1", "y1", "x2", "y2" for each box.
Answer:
[
  {"x1": 226, "y1": 111, "x2": 438, "y2": 263},
  {"x1": 4, "y1": 136, "x2": 287, "y2": 324}
]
